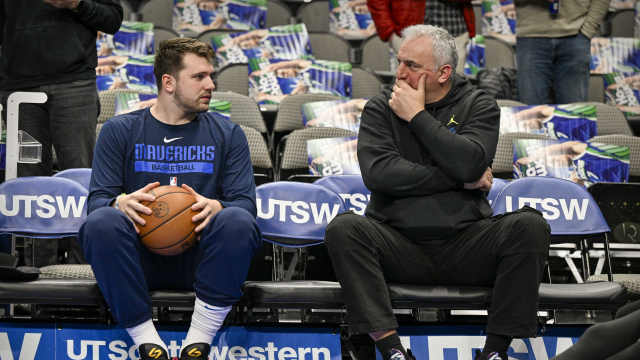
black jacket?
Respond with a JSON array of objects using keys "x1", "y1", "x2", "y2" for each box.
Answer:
[
  {"x1": 0, "y1": 0, "x2": 123, "y2": 90},
  {"x1": 358, "y1": 74, "x2": 501, "y2": 241}
]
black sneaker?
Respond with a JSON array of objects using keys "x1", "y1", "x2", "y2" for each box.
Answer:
[
  {"x1": 180, "y1": 343, "x2": 210, "y2": 360},
  {"x1": 474, "y1": 350, "x2": 507, "y2": 360},
  {"x1": 387, "y1": 348, "x2": 416, "y2": 360},
  {"x1": 139, "y1": 343, "x2": 169, "y2": 360}
]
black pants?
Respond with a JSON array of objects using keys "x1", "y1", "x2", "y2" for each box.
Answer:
[{"x1": 325, "y1": 207, "x2": 550, "y2": 337}]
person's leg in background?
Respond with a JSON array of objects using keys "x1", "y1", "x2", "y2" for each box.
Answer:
[
  {"x1": 553, "y1": 33, "x2": 591, "y2": 104},
  {"x1": 516, "y1": 37, "x2": 555, "y2": 105},
  {"x1": 48, "y1": 78, "x2": 99, "y2": 264},
  {"x1": 48, "y1": 79, "x2": 98, "y2": 171}
]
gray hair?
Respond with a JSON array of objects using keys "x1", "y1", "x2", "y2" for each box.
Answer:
[{"x1": 401, "y1": 24, "x2": 458, "y2": 74}]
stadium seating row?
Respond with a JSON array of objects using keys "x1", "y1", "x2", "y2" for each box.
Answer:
[{"x1": 0, "y1": 175, "x2": 635, "y2": 327}]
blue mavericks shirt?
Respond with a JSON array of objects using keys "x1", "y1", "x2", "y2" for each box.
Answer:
[{"x1": 88, "y1": 108, "x2": 256, "y2": 216}]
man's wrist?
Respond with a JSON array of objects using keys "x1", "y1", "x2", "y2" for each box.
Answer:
[{"x1": 113, "y1": 193, "x2": 126, "y2": 210}]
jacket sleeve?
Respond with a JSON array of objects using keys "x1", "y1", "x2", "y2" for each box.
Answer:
[
  {"x1": 580, "y1": 0, "x2": 608, "y2": 39},
  {"x1": 367, "y1": 0, "x2": 396, "y2": 42},
  {"x1": 358, "y1": 96, "x2": 461, "y2": 197},
  {"x1": 218, "y1": 125, "x2": 257, "y2": 217},
  {"x1": 75, "y1": 0, "x2": 123, "y2": 35},
  {"x1": 407, "y1": 94, "x2": 500, "y2": 183},
  {"x1": 87, "y1": 119, "x2": 127, "y2": 214}
]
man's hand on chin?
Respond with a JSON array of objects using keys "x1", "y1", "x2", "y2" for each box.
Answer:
[{"x1": 388, "y1": 74, "x2": 426, "y2": 122}]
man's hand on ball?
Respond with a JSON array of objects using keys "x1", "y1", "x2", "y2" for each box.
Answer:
[
  {"x1": 181, "y1": 184, "x2": 223, "y2": 233},
  {"x1": 116, "y1": 182, "x2": 159, "y2": 233}
]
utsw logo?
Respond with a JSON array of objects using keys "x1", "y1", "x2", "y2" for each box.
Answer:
[
  {"x1": 257, "y1": 198, "x2": 342, "y2": 224},
  {"x1": 0, "y1": 195, "x2": 86, "y2": 218},
  {"x1": 501, "y1": 195, "x2": 589, "y2": 221}
]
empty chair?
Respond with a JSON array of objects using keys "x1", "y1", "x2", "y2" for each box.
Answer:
[
  {"x1": 276, "y1": 127, "x2": 356, "y2": 180},
  {"x1": 578, "y1": 102, "x2": 634, "y2": 136},
  {"x1": 53, "y1": 168, "x2": 92, "y2": 191},
  {"x1": 609, "y1": 9, "x2": 635, "y2": 37},
  {"x1": 296, "y1": 0, "x2": 329, "y2": 32},
  {"x1": 308, "y1": 32, "x2": 351, "y2": 62},
  {"x1": 492, "y1": 132, "x2": 549, "y2": 178},
  {"x1": 273, "y1": 93, "x2": 342, "y2": 134},
  {"x1": 215, "y1": 63, "x2": 249, "y2": 96},
  {"x1": 487, "y1": 177, "x2": 508, "y2": 207},
  {"x1": 360, "y1": 35, "x2": 392, "y2": 72},
  {"x1": 97, "y1": 89, "x2": 144, "y2": 124},
  {"x1": 239, "y1": 125, "x2": 274, "y2": 185},
  {"x1": 212, "y1": 91, "x2": 268, "y2": 134},
  {"x1": 352, "y1": 67, "x2": 383, "y2": 99},
  {"x1": 255, "y1": 181, "x2": 346, "y2": 280},
  {"x1": 266, "y1": 0, "x2": 293, "y2": 28},
  {"x1": 484, "y1": 36, "x2": 516, "y2": 69},
  {"x1": 142, "y1": 0, "x2": 174, "y2": 29},
  {"x1": 153, "y1": 26, "x2": 180, "y2": 51},
  {"x1": 492, "y1": 176, "x2": 614, "y2": 283},
  {"x1": 590, "y1": 134, "x2": 640, "y2": 181},
  {"x1": 314, "y1": 174, "x2": 370, "y2": 215}
]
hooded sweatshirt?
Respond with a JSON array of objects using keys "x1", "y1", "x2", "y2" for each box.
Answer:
[
  {"x1": 358, "y1": 74, "x2": 500, "y2": 241},
  {"x1": 0, "y1": 0, "x2": 123, "y2": 90}
]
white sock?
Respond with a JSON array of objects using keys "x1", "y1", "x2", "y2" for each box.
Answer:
[
  {"x1": 184, "y1": 297, "x2": 231, "y2": 347},
  {"x1": 126, "y1": 319, "x2": 168, "y2": 353}
]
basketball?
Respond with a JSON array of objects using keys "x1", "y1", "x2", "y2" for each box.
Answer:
[{"x1": 138, "y1": 185, "x2": 199, "y2": 256}]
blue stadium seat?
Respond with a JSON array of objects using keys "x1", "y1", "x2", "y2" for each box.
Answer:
[
  {"x1": 492, "y1": 176, "x2": 613, "y2": 282},
  {"x1": 53, "y1": 168, "x2": 92, "y2": 192},
  {"x1": 256, "y1": 181, "x2": 346, "y2": 280}
]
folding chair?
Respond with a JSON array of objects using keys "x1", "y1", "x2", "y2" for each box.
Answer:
[
  {"x1": 276, "y1": 127, "x2": 356, "y2": 181},
  {"x1": 360, "y1": 35, "x2": 392, "y2": 72},
  {"x1": 486, "y1": 177, "x2": 508, "y2": 207},
  {"x1": 314, "y1": 174, "x2": 370, "y2": 215},
  {"x1": 255, "y1": 181, "x2": 346, "y2": 280},
  {"x1": 141, "y1": 0, "x2": 173, "y2": 29},
  {"x1": 296, "y1": 0, "x2": 329, "y2": 32},
  {"x1": 491, "y1": 176, "x2": 614, "y2": 283},
  {"x1": 0, "y1": 177, "x2": 92, "y2": 286},
  {"x1": 215, "y1": 63, "x2": 249, "y2": 96},
  {"x1": 484, "y1": 36, "x2": 516, "y2": 69},
  {"x1": 575, "y1": 102, "x2": 634, "y2": 136},
  {"x1": 590, "y1": 134, "x2": 640, "y2": 182},
  {"x1": 266, "y1": 0, "x2": 294, "y2": 28},
  {"x1": 352, "y1": 67, "x2": 383, "y2": 99},
  {"x1": 239, "y1": 125, "x2": 274, "y2": 185},
  {"x1": 53, "y1": 168, "x2": 92, "y2": 191},
  {"x1": 308, "y1": 32, "x2": 351, "y2": 62},
  {"x1": 609, "y1": 9, "x2": 635, "y2": 37},
  {"x1": 492, "y1": 132, "x2": 549, "y2": 179}
]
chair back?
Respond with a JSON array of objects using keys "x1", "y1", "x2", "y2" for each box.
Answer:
[
  {"x1": 491, "y1": 176, "x2": 610, "y2": 236},
  {"x1": 53, "y1": 168, "x2": 92, "y2": 191},
  {"x1": 487, "y1": 177, "x2": 508, "y2": 206},
  {"x1": 297, "y1": 0, "x2": 329, "y2": 32},
  {"x1": 0, "y1": 177, "x2": 88, "y2": 237},
  {"x1": 256, "y1": 181, "x2": 346, "y2": 246},
  {"x1": 314, "y1": 175, "x2": 370, "y2": 215}
]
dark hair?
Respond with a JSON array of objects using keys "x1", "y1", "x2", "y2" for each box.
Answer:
[{"x1": 154, "y1": 38, "x2": 215, "y2": 91}]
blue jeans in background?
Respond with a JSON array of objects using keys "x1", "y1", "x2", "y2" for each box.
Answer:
[{"x1": 516, "y1": 33, "x2": 591, "y2": 105}]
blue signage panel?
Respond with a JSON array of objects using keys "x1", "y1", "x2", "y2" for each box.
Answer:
[{"x1": 0, "y1": 323, "x2": 341, "y2": 360}]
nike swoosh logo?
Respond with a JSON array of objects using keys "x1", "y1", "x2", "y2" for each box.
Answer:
[{"x1": 163, "y1": 136, "x2": 183, "y2": 143}]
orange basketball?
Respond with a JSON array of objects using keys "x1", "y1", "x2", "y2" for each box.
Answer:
[{"x1": 138, "y1": 185, "x2": 199, "y2": 256}]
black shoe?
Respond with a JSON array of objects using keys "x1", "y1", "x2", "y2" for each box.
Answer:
[
  {"x1": 387, "y1": 348, "x2": 416, "y2": 360},
  {"x1": 474, "y1": 350, "x2": 507, "y2": 360},
  {"x1": 180, "y1": 343, "x2": 210, "y2": 360},
  {"x1": 139, "y1": 343, "x2": 169, "y2": 360}
]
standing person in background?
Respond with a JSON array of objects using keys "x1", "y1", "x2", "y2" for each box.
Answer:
[
  {"x1": 0, "y1": 0, "x2": 123, "y2": 266},
  {"x1": 515, "y1": 0, "x2": 608, "y2": 105},
  {"x1": 367, "y1": 0, "x2": 475, "y2": 74}
]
